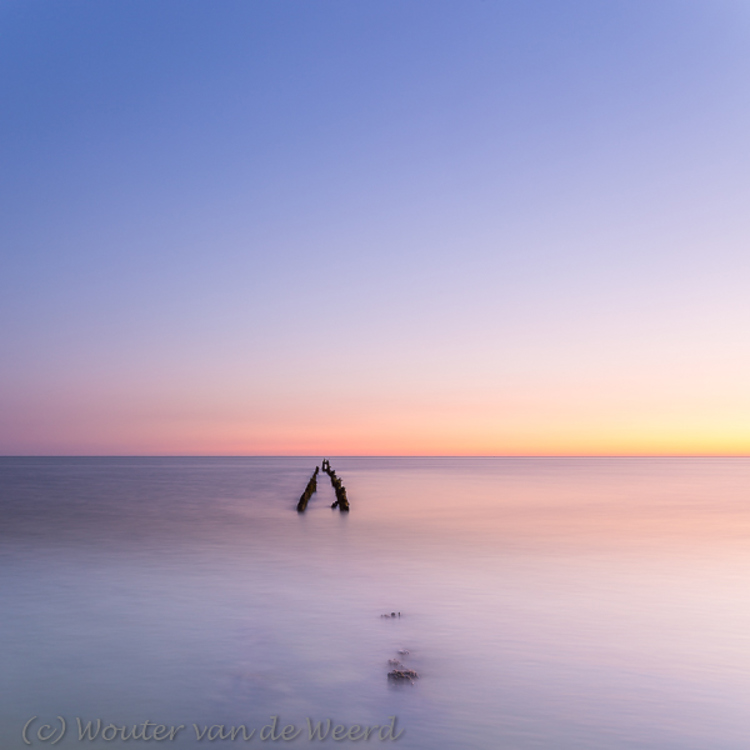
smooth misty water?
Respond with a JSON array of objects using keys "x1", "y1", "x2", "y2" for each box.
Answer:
[{"x1": 2, "y1": 457, "x2": 750, "y2": 749}]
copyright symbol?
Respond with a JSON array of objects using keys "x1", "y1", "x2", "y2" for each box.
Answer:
[{"x1": 22, "y1": 716, "x2": 66, "y2": 745}]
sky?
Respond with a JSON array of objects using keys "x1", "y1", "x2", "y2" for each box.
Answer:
[{"x1": 2, "y1": 0, "x2": 750, "y2": 455}]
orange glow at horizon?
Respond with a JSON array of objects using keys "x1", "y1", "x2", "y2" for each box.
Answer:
[{"x1": 4, "y1": 389, "x2": 748, "y2": 455}]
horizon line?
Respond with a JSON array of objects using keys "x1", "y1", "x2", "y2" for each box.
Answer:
[{"x1": 2, "y1": 454, "x2": 749, "y2": 459}]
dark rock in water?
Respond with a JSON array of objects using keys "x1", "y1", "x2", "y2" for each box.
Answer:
[{"x1": 388, "y1": 669, "x2": 418, "y2": 683}]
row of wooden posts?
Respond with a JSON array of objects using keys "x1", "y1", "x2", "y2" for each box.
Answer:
[{"x1": 296, "y1": 459, "x2": 350, "y2": 512}]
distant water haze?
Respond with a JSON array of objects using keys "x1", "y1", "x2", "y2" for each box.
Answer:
[{"x1": 2, "y1": 457, "x2": 750, "y2": 749}]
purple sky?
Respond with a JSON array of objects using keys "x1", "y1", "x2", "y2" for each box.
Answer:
[{"x1": 2, "y1": 0, "x2": 750, "y2": 454}]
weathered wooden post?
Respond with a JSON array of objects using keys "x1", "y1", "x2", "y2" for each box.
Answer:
[
  {"x1": 327, "y1": 468, "x2": 350, "y2": 511},
  {"x1": 296, "y1": 466, "x2": 320, "y2": 512}
]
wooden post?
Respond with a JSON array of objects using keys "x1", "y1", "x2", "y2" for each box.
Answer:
[{"x1": 296, "y1": 466, "x2": 320, "y2": 512}]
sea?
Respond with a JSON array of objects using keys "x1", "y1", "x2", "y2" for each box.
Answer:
[{"x1": 1, "y1": 457, "x2": 750, "y2": 749}]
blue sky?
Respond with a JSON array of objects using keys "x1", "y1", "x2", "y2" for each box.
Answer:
[{"x1": 2, "y1": 0, "x2": 750, "y2": 454}]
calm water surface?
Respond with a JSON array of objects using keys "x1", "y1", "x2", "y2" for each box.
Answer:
[{"x1": 2, "y1": 457, "x2": 750, "y2": 749}]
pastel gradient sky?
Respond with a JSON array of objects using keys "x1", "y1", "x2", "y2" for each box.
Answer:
[{"x1": 2, "y1": 0, "x2": 750, "y2": 455}]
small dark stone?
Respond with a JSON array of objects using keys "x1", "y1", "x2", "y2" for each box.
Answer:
[{"x1": 388, "y1": 669, "x2": 418, "y2": 683}]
